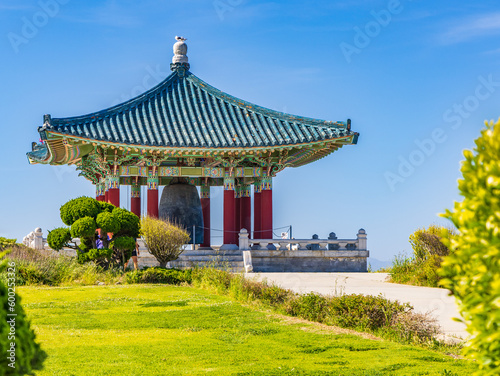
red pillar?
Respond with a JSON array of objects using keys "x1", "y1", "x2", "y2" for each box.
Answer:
[
  {"x1": 261, "y1": 177, "x2": 273, "y2": 239},
  {"x1": 240, "y1": 184, "x2": 251, "y2": 236},
  {"x1": 223, "y1": 177, "x2": 236, "y2": 245},
  {"x1": 234, "y1": 185, "x2": 241, "y2": 238},
  {"x1": 147, "y1": 171, "x2": 159, "y2": 218},
  {"x1": 107, "y1": 175, "x2": 120, "y2": 207},
  {"x1": 96, "y1": 180, "x2": 105, "y2": 201},
  {"x1": 200, "y1": 185, "x2": 211, "y2": 248},
  {"x1": 130, "y1": 182, "x2": 141, "y2": 217},
  {"x1": 253, "y1": 181, "x2": 262, "y2": 239}
]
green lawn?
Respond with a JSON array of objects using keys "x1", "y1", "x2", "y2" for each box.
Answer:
[{"x1": 19, "y1": 284, "x2": 476, "y2": 376}]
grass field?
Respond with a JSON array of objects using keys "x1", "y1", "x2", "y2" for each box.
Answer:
[{"x1": 19, "y1": 284, "x2": 476, "y2": 375}]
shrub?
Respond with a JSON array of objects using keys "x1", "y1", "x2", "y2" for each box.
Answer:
[
  {"x1": 46, "y1": 228, "x2": 72, "y2": 251},
  {"x1": 440, "y1": 119, "x2": 500, "y2": 374},
  {"x1": 140, "y1": 217, "x2": 190, "y2": 268},
  {"x1": 284, "y1": 292, "x2": 329, "y2": 322},
  {"x1": 0, "y1": 251, "x2": 47, "y2": 374},
  {"x1": 78, "y1": 248, "x2": 113, "y2": 264},
  {"x1": 60, "y1": 196, "x2": 100, "y2": 226},
  {"x1": 113, "y1": 208, "x2": 140, "y2": 238},
  {"x1": 125, "y1": 268, "x2": 192, "y2": 284},
  {"x1": 391, "y1": 310, "x2": 440, "y2": 343},
  {"x1": 110, "y1": 236, "x2": 135, "y2": 267},
  {"x1": 410, "y1": 225, "x2": 454, "y2": 260},
  {"x1": 0, "y1": 237, "x2": 16, "y2": 250},
  {"x1": 0, "y1": 247, "x2": 121, "y2": 287},
  {"x1": 96, "y1": 212, "x2": 119, "y2": 234},
  {"x1": 97, "y1": 201, "x2": 115, "y2": 213},
  {"x1": 50, "y1": 196, "x2": 141, "y2": 269},
  {"x1": 70, "y1": 216, "x2": 97, "y2": 238},
  {"x1": 329, "y1": 293, "x2": 410, "y2": 331},
  {"x1": 389, "y1": 225, "x2": 454, "y2": 287}
]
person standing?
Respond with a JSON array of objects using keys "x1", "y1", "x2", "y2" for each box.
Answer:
[{"x1": 125, "y1": 241, "x2": 140, "y2": 271}]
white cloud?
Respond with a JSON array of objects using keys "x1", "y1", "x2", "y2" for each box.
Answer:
[{"x1": 440, "y1": 12, "x2": 500, "y2": 44}]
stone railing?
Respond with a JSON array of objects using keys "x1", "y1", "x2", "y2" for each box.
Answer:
[
  {"x1": 238, "y1": 228, "x2": 368, "y2": 273},
  {"x1": 240, "y1": 228, "x2": 367, "y2": 251},
  {"x1": 22, "y1": 228, "x2": 46, "y2": 250}
]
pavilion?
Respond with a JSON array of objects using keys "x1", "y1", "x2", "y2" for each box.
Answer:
[{"x1": 27, "y1": 37, "x2": 359, "y2": 249}]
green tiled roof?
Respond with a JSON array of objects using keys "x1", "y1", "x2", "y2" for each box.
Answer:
[{"x1": 40, "y1": 70, "x2": 357, "y2": 148}]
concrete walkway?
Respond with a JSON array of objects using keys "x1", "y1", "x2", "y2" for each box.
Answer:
[{"x1": 247, "y1": 272, "x2": 468, "y2": 342}]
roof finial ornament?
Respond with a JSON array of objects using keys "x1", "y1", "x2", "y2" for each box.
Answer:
[{"x1": 171, "y1": 36, "x2": 190, "y2": 75}]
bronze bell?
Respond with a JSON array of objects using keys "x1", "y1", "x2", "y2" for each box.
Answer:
[{"x1": 158, "y1": 178, "x2": 203, "y2": 244}]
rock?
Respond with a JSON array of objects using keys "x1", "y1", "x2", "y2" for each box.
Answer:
[{"x1": 97, "y1": 282, "x2": 105, "y2": 286}]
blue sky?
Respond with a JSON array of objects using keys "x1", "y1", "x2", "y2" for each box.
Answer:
[{"x1": 1, "y1": 0, "x2": 499, "y2": 263}]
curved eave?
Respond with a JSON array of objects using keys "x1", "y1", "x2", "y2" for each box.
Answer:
[{"x1": 44, "y1": 130, "x2": 356, "y2": 163}]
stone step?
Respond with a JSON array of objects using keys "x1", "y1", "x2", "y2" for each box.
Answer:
[
  {"x1": 176, "y1": 255, "x2": 243, "y2": 262},
  {"x1": 180, "y1": 249, "x2": 243, "y2": 257},
  {"x1": 170, "y1": 260, "x2": 244, "y2": 273}
]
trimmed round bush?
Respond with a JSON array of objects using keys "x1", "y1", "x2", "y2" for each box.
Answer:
[
  {"x1": 111, "y1": 236, "x2": 136, "y2": 251},
  {"x1": 47, "y1": 228, "x2": 71, "y2": 251},
  {"x1": 60, "y1": 197, "x2": 100, "y2": 226},
  {"x1": 70, "y1": 217, "x2": 97, "y2": 239},
  {"x1": 96, "y1": 212, "x2": 120, "y2": 234},
  {"x1": 98, "y1": 201, "x2": 116, "y2": 213},
  {"x1": 112, "y1": 208, "x2": 140, "y2": 238},
  {"x1": 85, "y1": 248, "x2": 113, "y2": 262}
]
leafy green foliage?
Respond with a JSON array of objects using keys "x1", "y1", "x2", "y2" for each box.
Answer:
[
  {"x1": 410, "y1": 225, "x2": 455, "y2": 260},
  {"x1": 97, "y1": 201, "x2": 115, "y2": 213},
  {"x1": 0, "y1": 237, "x2": 16, "y2": 250},
  {"x1": 50, "y1": 196, "x2": 141, "y2": 269},
  {"x1": 110, "y1": 236, "x2": 135, "y2": 267},
  {"x1": 78, "y1": 248, "x2": 113, "y2": 264},
  {"x1": 96, "y1": 212, "x2": 119, "y2": 234},
  {"x1": 0, "y1": 251, "x2": 46, "y2": 374},
  {"x1": 70, "y1": 217, "x2": 97, "y2": 238},
  {"x1": 140, "y1": 217, "x2": 190, "y2": 267},
  {"x1": 60, "y1": 197, "x2": 100, "y2": 226},
  {"x1": 124, "y1": 267, "x2": 192, "y2": 284},
  {"x1": 440, "y1": 119, "x2": 500, "y2": 374},
  {"x1": 46, "y1": 228, "x2": 71, "y2": 251},
  {"x1": 0, "y1": 247, "x2": 121, "y2": 286},
  {"x1": 389, "y1": 225, "x2": 454, "y2": 287},
  {"x1": 110, "y1": 236, "x2": 136, "y2": 252},
  {"x1": 112, "y1": 208, "x2": 140, "y2": 238}
]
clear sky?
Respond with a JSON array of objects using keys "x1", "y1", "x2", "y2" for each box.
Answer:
[{"x1": 1, "y1": 0, "x2": 499, "y2": 263}]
